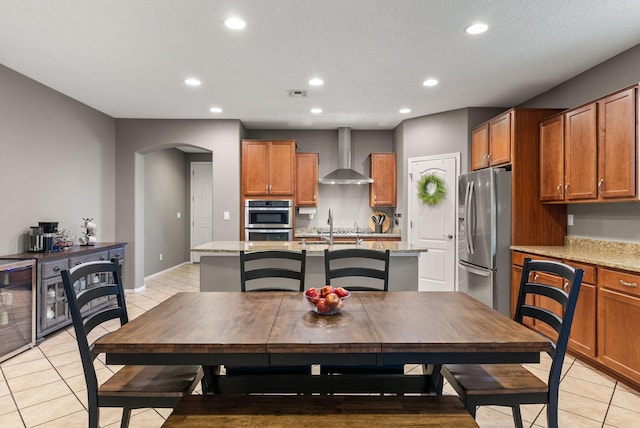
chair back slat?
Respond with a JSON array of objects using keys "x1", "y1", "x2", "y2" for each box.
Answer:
[
  {"x1": 83, "y1": 306, "x2": 128, "y2": 340},
  {"x1": 520, "y1": 305, "x2": 562, "y2": 335},
  {"x1": 75, "y1": 284, "x2": 122, "y2": 313},
  {"x1": 240, "y1": 250, "x2": 306, "y2": 292},
  {"x1": 324, "y1": 249, "x2": 390, "y2": 291}
]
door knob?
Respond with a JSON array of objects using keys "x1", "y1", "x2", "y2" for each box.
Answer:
[{"x1": 443, "y1": 234, "x2": 453, "y2": 239}]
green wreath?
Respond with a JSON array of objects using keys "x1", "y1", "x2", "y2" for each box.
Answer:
[{"x1": 418, "y1": 174, "x2": 446, "y2": 206}]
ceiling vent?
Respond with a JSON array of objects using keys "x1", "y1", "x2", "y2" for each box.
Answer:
[{"x1": 288, "y1": 89, "x2": 308, "y2": 97}]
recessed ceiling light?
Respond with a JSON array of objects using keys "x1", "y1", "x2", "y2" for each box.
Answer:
[
  {"x1": 310, "y1": 108, "x2": 323, "y2": 114},
  {"x1": 423, "y1": 79, "x2": 439, "y2": 87},
  {"x1": 465, "y1": 23, "x2": 488, "y2": 35},
  {"x1": 209, "y1": 107, "x2": 223, "y2": 113},
  {"x1": 184, "y1": 78, "x2": 201, "y2": 87},
  {"x1": 399, "y1": 108, "x2": 411, "y2": 114},
  {"x1": 225, "y1": 17, "x2": 246, "y2": 30},
  {"x1": 308, "y1": 78, "x2": 324, "y2": 86}
]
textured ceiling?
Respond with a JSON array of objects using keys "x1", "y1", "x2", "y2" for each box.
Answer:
[{"x1": 1, "y1": 0, "x2": 640, "y2": 129}]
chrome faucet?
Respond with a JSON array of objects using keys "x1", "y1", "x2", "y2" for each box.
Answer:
[{"x1": 326, "y1": 209, "x2": 334, "y2": 245}]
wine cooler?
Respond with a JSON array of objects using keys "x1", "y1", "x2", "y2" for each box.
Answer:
[{"x1": 0, "y1": 259, "x2": 36, "y2": 362}]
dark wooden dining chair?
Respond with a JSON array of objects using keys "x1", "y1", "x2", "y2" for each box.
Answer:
[
  {"x1": 61, "y1": 260, "x2": 204, "y2": 428},
  {"x1": 216, "y1": 250, "x2": 311, "y2": 392},
  {"x1": 442, "y1": 258, "x2": 584, "y2": 428},
  {"x1": 324, "y1": 248, "x2": 390, "y2": 291},
  {"x1": 322, "y1": 248, "x2": 413, "y2": 386}
]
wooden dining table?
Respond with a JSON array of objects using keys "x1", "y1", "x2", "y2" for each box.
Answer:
[{"x1": 95, "y1": 291, "x2": 551, "y2": 394}]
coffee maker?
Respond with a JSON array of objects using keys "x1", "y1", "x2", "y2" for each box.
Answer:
[{"x1": 28, "y1": 222, "x2": 58, "y2": 252}]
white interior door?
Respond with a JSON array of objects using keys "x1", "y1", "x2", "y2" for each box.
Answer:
[
  {"x1": 191, "y1": 162, "x2": 213, "y2": 263},
  {"x1": 408, "y1": 154, "x2": 458, "y2": 291}
]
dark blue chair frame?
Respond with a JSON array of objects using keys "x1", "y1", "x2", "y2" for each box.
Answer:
[
  {"x1": 442, "y1": 258, "x2": 584, "y2": 428},
  {"x1": 62, "y1": 259, "x2": 203, "y2": 428},
  {"x1": 215, "y1": 250, "x2": 310, "y2": 391}
]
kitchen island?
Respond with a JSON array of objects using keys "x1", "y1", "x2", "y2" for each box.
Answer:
[{"x1": 192, "y1": 241, "x2": 427, "y2": 292}]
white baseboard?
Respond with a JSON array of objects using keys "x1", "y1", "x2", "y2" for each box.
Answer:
[{"x1": 132, "y1": 262, "x2": 192, "y2": 291}]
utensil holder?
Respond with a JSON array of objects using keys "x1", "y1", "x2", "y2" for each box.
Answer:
[{"x1": 375, "y1": 224, "x2": 382, "y2": 233}]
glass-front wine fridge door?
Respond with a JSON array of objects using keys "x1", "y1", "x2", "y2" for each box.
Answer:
[{"x1": 41, "y1": 276, "x2": 68, "y2": 331}]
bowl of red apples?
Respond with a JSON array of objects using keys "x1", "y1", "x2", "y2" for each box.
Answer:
[{"x1": 304, "y1": 285, "x2": 350, "y2": 315}]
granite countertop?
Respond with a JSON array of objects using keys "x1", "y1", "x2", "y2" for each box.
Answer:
[
  {"x1": 511, "y1": 237, "x2": 640, "y2": 273},
  {"x1": 192, "y1": 240, "x2": 426, "y2": 254},
  {"x1": 295, "y1": 227, "x2": 401, "y2": 239}
]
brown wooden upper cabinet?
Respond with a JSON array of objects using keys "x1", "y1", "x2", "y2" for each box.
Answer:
[
  {"x1": 242, "y1": 140, "x2": 296, "y2": 197},
  {"x1": 470, "y1": 110, "x2": 513, "y2": 170},
  {"x1": 473, "y1": 108, "x2": 565, "y2": 246},
  {"x1": 470, "y1": 123, "x2": 490, "y2": 170},
  {"x1": 540, "y1": 114, "x2": 566, "y2": 201},
  {"x1": 369, "y1": 153, "x2": 396, "y2": 207},
  {"x1": 540, "y1": 85, "x2": 638, "y2": 203},
  {"x1": 296, "y1": 152, "x2": 318, "y2": 206}
]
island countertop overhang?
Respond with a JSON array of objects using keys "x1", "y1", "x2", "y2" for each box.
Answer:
[{"x1": 191, "y1": 241, "x2": 427, "y2": 254}]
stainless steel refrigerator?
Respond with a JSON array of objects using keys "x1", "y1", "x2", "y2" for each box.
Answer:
[{"x1": 458, "y1": 168, "x2": 512, "y2": 316}]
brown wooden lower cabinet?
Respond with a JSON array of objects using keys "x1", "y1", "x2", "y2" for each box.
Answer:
[
  {"x1": 597, "y1": 268, "x2": 640, "y2": 385},
  {"x1": 567, "y1": 261, "x2": 597, "y2": 358},
  {"x1": 512, "y1": 251, "x2": 638, "y2": 388}
]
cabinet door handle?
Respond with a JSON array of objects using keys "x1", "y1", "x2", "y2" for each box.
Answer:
[
  {"x1": 75, "y1": 261, "x2": 82, "y2": 266},
  {"x1": 114, "y1": 253, "x2": 120, "y2": 258},
  {"x1": 53, "y1": 266, "x2": 60, "y2": 272},
  {"x1": 313, "y1": 194, "x2": 316, "y2": 201},
  {"x1": 556, "y1": 184, "x2": 563, "y2": 194},
  {"x1": 563, "y1": 280, "x2": 570, "y2": 291},
  {"x1": 99, "y1": 256, "x2": 105, "y2": 261},
  {"x1": 598, "y1": 178, "x2": 604, "y2": 195},
  {"x1": 565, "y1": 183, "x2": 570, "y2": 195},
  {"x1": 532, "y1": 273, "x2": 539, "y2": 282},
  {"x1": 620, "y1": 279, "x2": 638, "y2": 288}
]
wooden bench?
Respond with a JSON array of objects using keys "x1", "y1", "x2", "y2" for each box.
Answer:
[{"x1": 162, "y1": 394, "x2": 478, "y2": 427}]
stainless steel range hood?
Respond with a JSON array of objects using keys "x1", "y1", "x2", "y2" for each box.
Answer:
[{"x1": 318, "y1": 127, "x2": 374, "y2": 185}]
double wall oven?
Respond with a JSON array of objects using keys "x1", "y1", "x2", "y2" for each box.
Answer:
[{"x1": 244, "y1": 199, "x2": 293, "y2": 241}]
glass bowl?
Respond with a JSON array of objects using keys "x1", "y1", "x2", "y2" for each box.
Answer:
[{"x1": 304, "y1": 286, "x2": 351, "y2": 315}]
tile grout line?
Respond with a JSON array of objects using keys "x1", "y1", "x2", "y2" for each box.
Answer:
[
  {"x1": 0, "y1": 365, "x2": 27, "y2": 427},
  {"x1": 601, "y1": 381, "x2": 617, "y2": 428}
]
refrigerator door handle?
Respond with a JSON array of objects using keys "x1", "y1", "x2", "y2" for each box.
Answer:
[
  {"x1": 463, "y1": 181, "x2": 471, "y2": 254},
  {"x1": 467, "y1": 181, "x2": 475, "y2": 254},
  {"x1": 459, "y1": 262, "x2": 491, "y2": 277}
]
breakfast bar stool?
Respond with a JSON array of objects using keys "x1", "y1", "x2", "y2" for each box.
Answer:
[
  {"x1": 61, "y1": 260, "x2": 204, "y2": 428},
  {"x1": 442, "y1": 258, "x2": 584, "y2": 428}
]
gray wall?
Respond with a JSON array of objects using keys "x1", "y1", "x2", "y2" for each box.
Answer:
[
  {"x1": 393, "y1": 107, "x2": 506, "y2": 235},
  {"x1": 143, "y1": 149, "x2": 189, "y2": 275},
  {"x1": 115, "y1": 119, "x2": 242, "y2": 288},
  {"x1": 520, "y1": 43, "x2": 640, "y2": 242},
  {"x1": 0, "y1": 64, "x2": 116, "y2": 256},
  {"x1": 246, "y1": 129, "x2": 393, "y2": 229}
]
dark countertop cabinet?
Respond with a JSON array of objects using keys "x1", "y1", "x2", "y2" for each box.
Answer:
[{"x1": 2, "y1": 243, "x2": 126, "y2": 339}]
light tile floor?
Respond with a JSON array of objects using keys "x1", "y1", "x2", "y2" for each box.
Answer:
[{"x1": 1, "y1": 263, "x2": 639, "y2": 427}]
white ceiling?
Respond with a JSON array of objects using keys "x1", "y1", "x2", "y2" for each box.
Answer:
[{"x1": 1, "y1": 0, "x2": 640, "y2": 130}]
